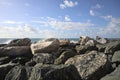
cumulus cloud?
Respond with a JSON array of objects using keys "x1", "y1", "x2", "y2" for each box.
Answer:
[
  {"x1": 92, "y1": 4, "x2": 103, "y2": 9},
  {"x1": 60, "y1": 0, "x2": 78, "y2": 9},
  {"x1": 90, "y1": 10, "x2": 95, "y2": 16},
  {"x1": 98, "y1": 16, "x2": 120, "y2": 37},
  {"x1": 1, "y1": 21, "x2": 23, "y2": 24},
  {"x1": 64, "y1": 15, "x2": 71, "y2": 21},
  {"x1": 100, "y1": 15, "x2": 113, "y2": 20}
]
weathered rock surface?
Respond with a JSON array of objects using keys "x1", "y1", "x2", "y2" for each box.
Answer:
[
  {"x1": 65, "y1": 51, "x2": 110, "y2": 80},
  {"x1": 54, "y1": 49, "x2": 77, "y2": 64},
  {"x1": 105, "y1": 41, "x2": 120, "y2": 54},
  {"x1": 7, "y1": 38, "x2": 31, "y2": 46},
  {"x1": 0, "y1": 56, "x2": 11, "y2": 65},
  {"x1": 96, "y1": 44, "x2": 108, "y2": 52},
  {"x1": 112, "y1": 51, "x2": 120, "y2": 63},
  {"x1": 30, "y1": 38, "x2": 60, "y2": 54},
  {"x1": 100, "y1": 65, "x2": 120, "y2": 80},
  {"x1": 75, "y1": 45, "x2": 97, "y2": 54},
  {"x1": 59, "y1": 39, "x2": 70, "y2": 46},
  {"x1": 0, "y1": 63, "x2": 16, "y2": 80},
  {"x1": 5, "y1": 64, "x2": 81, "y2": 80},
  {"x1": 0, "y1": 46, "x2": 32, "y2": 57}
]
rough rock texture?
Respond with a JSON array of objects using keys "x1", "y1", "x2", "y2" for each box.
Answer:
[
  {"x1": 59, "y1": 39, "x2": 70, "y2": 46},
  {"x1": 75, "y1": 45, "x2": 97, "y2": 54},
  {"x1": 30, "y1": 38, "x2": 60, "y2": 54},
  {"x1": 105, "y1": 41, "x2": 120, "y2": 54},
  {"x1": 0, "y1": 56, "x2": 11, "y2": 65},
  {"x1": 65, "y1": 51, "x2": 110, "y2": 80},
  {"x1": 0, "y1": 63, "x2": 16, "y2": 80},
  {"x1": 54, "y1": 49, "x2": 77, "y2": 64},
  {"x1": 100, "y1": 65, "x2": 120, "y2": 80},
  {"x1": 30, "y1": 53, "x2": 54, "y2": 64},
  {"x1": 0, "y1": 46, "x2": 32, "y2": 57},
  {"x1": 7, "y1": 38, "x2": 31, "y2": 46},
  {"x1": 96, "y1": 44, "x2": 108, "y2": 52},
  {"x1": 112, "y1": 51, "x2": 120, "y2": 63},
  {"x1": 5, "y1": 64, "x2": 81, "y2": 80}
]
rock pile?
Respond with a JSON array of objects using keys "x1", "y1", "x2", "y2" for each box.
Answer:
[{"x1": 0, "y1": 36, "x2": 120, "y2": 80}]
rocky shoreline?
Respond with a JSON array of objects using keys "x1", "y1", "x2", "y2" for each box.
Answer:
[{"x1": 0, "y1": 37, "x2": 120, "y2": 80}]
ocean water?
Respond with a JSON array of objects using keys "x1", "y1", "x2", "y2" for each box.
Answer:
[{"x1": 0, "y1": 38, "x2": 79, "y2": 44}]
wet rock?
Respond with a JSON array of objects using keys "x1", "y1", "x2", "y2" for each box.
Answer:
[
  {"x1": 75, "y1": 45, "x2": 97, "y2": 54},
  {"x1": 54, "y1": 49, "x2": 77, "y2": 64},
  {"x1": 0, "y1": 63, "x2": 16, "y2": 80},
  {"x1": 0, "y1": 46, "x2": 33, "y2": 57},
  {"x1": 65, "y1": 51, "x2": 111, "y2": 80},
  {"x1": 100, "y1": 65, "x2": 120, "y2": 80},
  {"x1": 105, "y1": 41, "x2": 120, "y2": 55},
  {"x1": 31, "y1": 38, "x2": 60, "y2": 54},
  {"x1": 7, "y1": 38, "x2": 31, "y2": 46}
]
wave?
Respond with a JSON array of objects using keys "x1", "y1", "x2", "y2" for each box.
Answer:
[{"x1": 0, "y1": 39, "x2": 13, "y2": 44}]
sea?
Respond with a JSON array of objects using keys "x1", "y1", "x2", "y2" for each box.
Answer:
[
  {"x1": 0, "y1": 38, "x2": 79, "y2": 44},
  {"x1": 0, "y1": 38, "x2": 120, "y2": 44}
]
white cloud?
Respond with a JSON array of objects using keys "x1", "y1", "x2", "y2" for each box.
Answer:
[
  {"x1": 64, "y1": 15, "x2": 71, "y2": 21},
  {"x1": 92, "y1": 4, "x2": 103, "y2": 9},
  {"x1": 98, "y1": 16, "x2": 120, "y2": 37},
  {"x1": 0, "y1": 2, "x2": 12, "y2": 6},
  {"x1": 101, "y1": 15, "x2": 112, "y2": 20},
  {"x1": 24, "y1": 3, "x2": 30, "y2": 7},
  {"x1": 90, "y1": 10, "x2": 95, "y2": 16},
  {"x1": 60, "y1": 0, "x2": 78, "y2": 9},
  {"x1": 1, "y1": 21, "x2": 23, "y2": 24}
]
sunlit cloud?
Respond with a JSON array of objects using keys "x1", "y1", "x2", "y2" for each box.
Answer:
[
  {"x1": 60, "y1": 0, "x2": 78, "y2": 9},
  {"x1": 90, "y1": 10, "x2": 95, "y2": 16},
  {"x1": 1, "y1": 21, "x2": 23, "y2": 24},
  {"x1": 64, "y1": 15, "x2": 71, "y2": 21}
]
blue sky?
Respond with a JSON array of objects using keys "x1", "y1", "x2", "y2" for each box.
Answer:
[{"x1": 0, "y1": 0, "x2": 120, "y2": 38}]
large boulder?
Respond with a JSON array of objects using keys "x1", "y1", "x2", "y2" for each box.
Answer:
[
  {"x1": 112, "y1": 51, "x2": 120, "y2": 63},
  {"x1": 5, "y1": 64, "x2": 81, "y2": 80},
  {"x1": 75, "y1": 45, "x2": 97, "y2": 54},
  {"x1": 7, "y1": 38, "x2": 31, "y2": 46},
  {"x1": 0, "y1": 46, "x2": 32, "y2": 57},
  {"x1": 0, "y1": 56, "x2": 11, "y2": 65},
  {"x1": 100, "y1": 65, "x2": 120, "y2": 80},
  {"x1": 54, "y1": 49, "x2": 77, "y2": 64},
  {"x1": 65, "y1": 51, "x2": 111, "y2": 80},
  {"x1": 30, "y1": 38, "x2": 60, "y2": 54},
  {"x1": 59, "y1": 39, "x2": 70, "y2": 46},
  {"x1": 105, "y1": 41, "x2": 120, "y2": 55},
  {"x1": 0, "y1": 63, "x2": 16, "y2": 80}
]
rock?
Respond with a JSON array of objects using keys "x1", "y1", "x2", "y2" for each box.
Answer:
[
  {"x1": 7, "y1": 38, "x2": 31, "y2": 46},
  {"x1": 0, "y1": 63, "x2": 16, "y2": 80},
  {"x1": 5, "y1": 64, "x2": 81, "y2": 80},
  {"x1": 59, "y1": 39, "x2": 70, "y2": 46},
  {"x1": 0, "y1": 44, "x2": 7, "y2": 47},
  {"x1": 75, "y1": 45, "x2": 97, "y2": 54},
  {"x1": 79, "y1": 36, "x2": 97, "y2": 46},
  {"x1": 0, "y1": 46, "x2": 33, "y2": 57},
  {"x1": 0, "y1": 56, "x2": 11, "y2": 65},
  {"x1": 65, "y1": 51, "x2": 111, "y2": 80},
  {"x1": 112, "y1": 51, "x2": 120, "y2": 63},
  {"x1": 5, "y1": 65, "x2": 32, "y2": 80},
  {"x1": 100, "y1": 65, "x2": 120, "y2": 80},
  {"x1": 96, "y1": 36, "x2": 108, "y2": 44},
  {"x1": 96, "y1": 44, "x2": 108, "y2": 52},
  {"x1": 35, "y1": 64, "x2": 82, "y2": 80},
  {"x1": 105, "y1": 41, "x2": 120, "y2": 55},
  {"x1": 31, "y1": 53, "x2": 54, "y2": 64},
  {"x1": 54, "y1": 49, "x2": 77, "y2": 64},
  {"x1": 30, "y1": 38, "x2": 60, "y2": 54}
]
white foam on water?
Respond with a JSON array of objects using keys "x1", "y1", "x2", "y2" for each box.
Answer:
[{"x1": 3, "y1": 39, "x2": 13, "y2": 44}]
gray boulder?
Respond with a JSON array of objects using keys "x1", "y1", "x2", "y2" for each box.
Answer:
[
  {"x1": 65, "y1": 51, "x2": 110, "y2": 80},
  {"x1": 7, "y1": 38, "x2": 31, "y2": 46},
  {"x1": 54, "y1": 49, "x2": 77, "y2": 64},
  {"x1": 0, "y1": 56, "x2": 11, "y2": 65},
  {"x1": 5, "y1": 64, "x2": 81, "y2": 80},
  {"x1": 0, "y1": 63, "x2": 16, "y2": 80},
  {"x1": 100, "y1": 65, "x2": 120, "y2": 80},
  {"x1": 105, "y1": 41, "x2": 120, "y2": 54},
  {"x1": 0, "y1": 46, "x2": 32, "y2": 57},
  {"x1": 30, "y1": 38, "x2": 60, "y2": 54},
  {"x1": 112, "y1": 51, "x2": 120, "y2": 63}
]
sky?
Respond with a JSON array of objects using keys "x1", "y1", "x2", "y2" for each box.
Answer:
[{"x1": 0, "y1": 0, "x2": 120, "y2": 38}]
